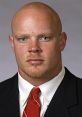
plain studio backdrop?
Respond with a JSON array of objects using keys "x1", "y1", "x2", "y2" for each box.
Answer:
[{"x1": 0, "y1": 0, "x2": 82, "y2": 82}]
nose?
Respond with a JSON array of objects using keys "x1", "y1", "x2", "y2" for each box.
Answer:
[{"x1": 28, "y1": 39, "x2": 42, "y2": 53}]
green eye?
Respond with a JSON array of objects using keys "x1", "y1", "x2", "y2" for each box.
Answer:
[
  {"x1": 16, "y1": 37, "x2": 28, "y2": 43},
  {"x1": 39, "y1": 36, "x2": 51, "y2": 42}
]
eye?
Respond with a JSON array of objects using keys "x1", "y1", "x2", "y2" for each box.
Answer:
[
  {"x1": 39, "y1": 36, "x2": 51, "y2": 42},
  {"x1": 16, "y1": 36, "x2": 28, "y2": 43}
]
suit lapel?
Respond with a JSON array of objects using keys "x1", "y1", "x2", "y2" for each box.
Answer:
[
  {"x1": 0, "y1": 74, "x2": 20, "y2": 117},
  {"x1": 44, "y1": 68, "x2": 77, "y2": 117},
  {"x1": 0, "y1": 69, "x2": 79, "y2": 117},
  {"x1": 7, "y1": 74, "x2": 20, "y2": 117}
]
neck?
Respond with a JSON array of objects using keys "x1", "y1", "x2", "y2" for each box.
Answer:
[{"x1": 18, "y1": 65, "x2": 62, "y2": 86}]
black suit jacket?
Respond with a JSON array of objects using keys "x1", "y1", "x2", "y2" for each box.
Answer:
[{"x1": 0, "y1": 68, "x2": 82, "y2": 117}]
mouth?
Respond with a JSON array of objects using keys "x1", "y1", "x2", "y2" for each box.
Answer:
[{"x1": 27, "y1": 59, "x2": 44, "y2": 66}]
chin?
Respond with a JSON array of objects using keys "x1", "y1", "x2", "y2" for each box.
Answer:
[
  {"x1": 25, "y1": 69, "x2": 47, "y2": 79},
  {"x1": 27, "y1": 72, "x2": 43, "y2": 78}
]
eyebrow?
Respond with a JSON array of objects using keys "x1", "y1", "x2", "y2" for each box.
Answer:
[
  {"x1": 14, "y1": 34, "x2": 29, "y2": 38},
  {"x1": 14, "y1": 32, "x2": 55, "y2": 37}
]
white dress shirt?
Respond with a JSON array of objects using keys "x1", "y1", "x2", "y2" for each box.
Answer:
[{"x1": 18, "y1": 66, "x2": 65, "y2": 117}]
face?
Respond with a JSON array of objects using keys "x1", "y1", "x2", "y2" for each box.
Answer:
[{"x1": 10, "y1": 8, "x2": 66, "y2": 83}]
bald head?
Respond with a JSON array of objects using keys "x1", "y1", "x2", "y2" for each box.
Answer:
[
  {"x1": 11, "y1": 2, "x2": 62, "y2": 35},
  {"x1": 10, "y1": 2, "x2": 67, "y2": 84}
]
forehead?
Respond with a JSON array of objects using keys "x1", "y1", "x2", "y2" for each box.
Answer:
[
  {"x1": 12, "y1": 13, "x2": 57, "y2": 36},
  {"x1": 12, "y1": 5, "x2": 62, "y2": 34},
  {"x1": 13, "y1": 7, "x2": 57, "y2": 24}
]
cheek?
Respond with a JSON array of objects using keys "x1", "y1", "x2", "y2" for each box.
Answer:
[
  {"x1": 13, "y1": 45, "x2": 26, "y2": 60},
  {"x1": 43, "y1": 43, "x2": 61, "y2": 62},
  {"x1": 43, "y1": 44, "x2": 57, "y2": 56}
]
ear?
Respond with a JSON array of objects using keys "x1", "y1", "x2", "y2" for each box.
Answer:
[
  {"x1": 59, "y1": 32, "x2": 67, "y2": 51},
  {"x1": 9, "y1": 35, "x2": 14, "y2": 48}
]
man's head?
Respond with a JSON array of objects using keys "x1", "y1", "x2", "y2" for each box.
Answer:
[
  {"x1": 9, "y1": 2, "x2": 67, "y2": 85},
  {"x1": 11, "y1": 2, "x2": 62, "y2": 34}
]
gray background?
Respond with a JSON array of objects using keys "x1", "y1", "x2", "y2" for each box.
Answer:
[{"x1": 0, "y1": 0, "x2": 82, "y2": 82}]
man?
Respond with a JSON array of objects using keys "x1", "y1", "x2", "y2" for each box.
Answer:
[{"x1": 0, "y1": 2, "x2": 82, "y2": 117}]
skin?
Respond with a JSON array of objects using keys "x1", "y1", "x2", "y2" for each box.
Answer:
[{"x1": 9, "y1": 2, "x2": 67, "y2": 86}]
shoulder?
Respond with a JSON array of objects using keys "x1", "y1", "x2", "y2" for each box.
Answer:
[
  {"x1": 64, "y1": 67, "x2": 82, "y2": 95},
  {"x1": 0, "y1": 73, "x2": 18, "y2": 94},
  {"x1": 65, "y1": 67, "x2": 82, "y2": 97},
  {"x1": 0, "y1": 73, "x2": 18, "y2": 85},
  {"x1": 65, "y1": 67, "x2": 82, "y2": 82}
]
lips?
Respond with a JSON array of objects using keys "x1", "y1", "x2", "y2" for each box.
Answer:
[{"x1": 27, "y1": 59, "x2": 44, "y2": 65}]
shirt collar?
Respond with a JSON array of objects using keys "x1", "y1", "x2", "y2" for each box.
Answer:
[
  {"x1": 39, "y1": 66, "x2": 65, "y2": 104},
  {"x1": 18, "y1": 74, "x2": 34, "y2": 107},
  {"x1": 18, "y1": 66, "x2": 65, "y2": 107}
]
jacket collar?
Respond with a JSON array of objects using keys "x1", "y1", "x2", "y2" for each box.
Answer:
[{"x1": 44, "y1": 68, "x2": 77, "y2": 117}]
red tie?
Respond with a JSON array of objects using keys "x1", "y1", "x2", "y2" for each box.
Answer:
[{"x1": 23, "y1": 87, "x2": 41, "y2": 117}]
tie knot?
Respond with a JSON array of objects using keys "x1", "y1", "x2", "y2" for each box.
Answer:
[{"x1": 31, "y1": 87, "x2": 41, "y2": 99}]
